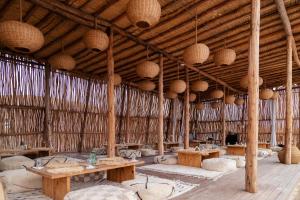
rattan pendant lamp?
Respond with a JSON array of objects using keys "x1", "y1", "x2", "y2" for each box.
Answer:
[
  {"x1": 260, "y1": 88, "x2": 274, "y2": 100},
  {"x1": 83, "y1": 18, "x2": 109, "y2": 52},
  {"x1": 235, "y1": 97, "x2": 244, "y2": 106},
  {"x1": 136, "y1": 47, "x2": 160, "y2": 79},
  {"x1": 191, "y1": 78, "x2": 209, "y2": 92},
  {"x1": 127, "y1": 0, "x2": 161, "y2": 28},
  {"x1": 195, "y1": 94, "x2": 205, "y2": 110},
  {"x1": 214, "y1": 48, "x2": 236, "y2": 66},
  {"x1": 169, "y1": 64, "x2": 187, "y2": 94},
  {"x1": 210, "y1": 82, "x2": 224, "y2": 99},
  {"x1": 189, "y1": 93, "x2": 197, "y2": 102},
  {"x1": 0, "y1": 0, "x2": 44, "y2": 53},
  {"x1": 183, "y1": 9, "x2": 209, "y2": 65},
  {"x1": 225, "y1": 94, "x2": 236, "y2": 104},
  {"x1": 240, "y1": 74, "x2": 263, "y2": 89},
  {"x1": 211, "y1": 102, "x2": 220, "y2": 109},
  {"x1": 48, "y1": 42, "x2": 76, "y2": 71},
  {"x1": 166, "y1": 90, "x2": 178, "y2": 99},
  {"x1": 138, "y1": 80, "x2": 156, "y2": 91}
]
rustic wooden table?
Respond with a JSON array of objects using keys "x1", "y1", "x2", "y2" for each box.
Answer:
[
  {"x1": 177, "y1": 149, "x2": 220, "y2": 168},
  {"x1": 226, "y1": 145, "x2": 246, "y2": 156}
]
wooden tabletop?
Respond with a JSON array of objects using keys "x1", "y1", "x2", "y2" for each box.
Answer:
[
  {"x1": 227, "y1": 145, "x2": 246, "y2": 148},
  {"x1": 103, "y1": 143, "x2": 143, "y2": 147},
  {"x1": 177, "y1": 149, "x2": 220, "y2": 156},
  {"x1": 26, "y1": 160, "x2": 144, "y2": 179}
]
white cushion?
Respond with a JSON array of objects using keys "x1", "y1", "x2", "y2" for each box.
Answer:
[
  {"x1": 136, "y1": 183, "x2": 174, "y2": 200},
  {"x1": 202, "y1": 158, "x2": 237, "y2": 172},
  {"x1": 64, "y1": 185, "x2": 137, "y2": 200},
  {"x1": 140, "y1": 149, "x2": 157, "y2": 156},
  {"x1": 0, "y1": 156, "x2": 34, "y2": 171},
  {"x1": 154, "y1": 155, "x2": 177, "y2": 165},
  {"x1": 0, "y1": 168, "x2": 42, "y2": 193},
  {"x1": 258, "y1": 149, "x2": 272, "y2": 157}
]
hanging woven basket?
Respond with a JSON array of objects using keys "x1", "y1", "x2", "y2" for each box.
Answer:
[
  {"x1": 0, "y1": 20, "x2": 44, "y2": 53},
  {"x1": 235, "y1": 98, "x2": 244, "y2": 106},
  {"x1": 114, "y1": 73, "x2": 122, "y2": 86},
  {"x1": 183, "y1": 43, "x2": 210, "y2": 65},
  {"x1": 260, "y1": 89, "x2": 274, "y2": 100},
  {"x1": 165, "y1": 90, "x2": 177, "y2": 99},
  {"x1": 225, "y1": 95, "x2": 236, "y2": 104},
  {"x1": 211, "y1": 102, "x2": 220, "y2": 109},
  {"x1": 138, "y1": 80, "x2": 156, "y2": 91},
  {"x1": 189, "y1": 93, "x2": 197, "y2": 102},
  {"x1": 127, "y1": 0, "x2": 161, "y2": 28},
  {"x1": 195, "y1": 102, "x2": 205, "y2": 110},
  {"x1": 169, "y1": 80, "x2": 186, "y2": 94},
  {"x1": 210, "y1": 89, "x2": 224, "y2": 99},
  {"x1": 191, "y1": 80, "x2": 209, "y2": 92},
  {"x1": 136, "y1": 61, "x2": 160, "y2": 79},
  {"x1": 49, "y1": 54, "x2": 76, "y2": 71},
  {"x1": 214, "y1": 48, "x2": 236, "y2": 66},
  {"x1": 83, "y1": 29, "x2": 109, "y2": 52},
  {"x1": 240, "y1": 75, "x2": 263, "y2": 89},
  {"x1": 272, "y1": 91, "x2": 279, "y2": 100}
]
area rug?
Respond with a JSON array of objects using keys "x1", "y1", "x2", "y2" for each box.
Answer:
[
  {"x1": 122, "y1": 173, "x2": 198, "y2": 199},
  {"x1": 139, "y1": 164, "x2": 235, "y2": 181}
]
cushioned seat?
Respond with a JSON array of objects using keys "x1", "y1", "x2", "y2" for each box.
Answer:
[
  {"x1": 154, "y1": 155, "x2": 177, "y2": 165},
  {"x1": 133, "y1": 183, "x2": 174, "y2": 200},
  {"x1": 0, "y1": 156, "x2": 34, "y2": 171},
  {"x1": 202, "y1": 158, "x2": 237, "y2": 172},
  {"x1": 118, "y1": 149, "x2": 141, "y2": 159},
  {"x1": 64, "y1": 185, "x2": 137, "y2": 200}
]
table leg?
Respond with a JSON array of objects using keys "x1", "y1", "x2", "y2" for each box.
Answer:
[
  {"x1": 43, "y1": 177, "x2": 70, "y2": 200},
  {"x1": 107, "y1": 165, "x2": 135, "y2": 183}
]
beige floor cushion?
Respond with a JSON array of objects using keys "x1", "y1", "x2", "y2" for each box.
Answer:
[
  {"x1": 140, "y1": 149, "x2": 157, "y2": 157},
  {"x1": 64, "y1": 185, "x2": 137, "y2": 200},
  {"x1": 135, "y1": 183, "x2": 174, "y2": 200},
  {"x1": 0, "y1": 168, "x2": 42, "y2": 193},
  {"x1": 0, "y1": 156, "x2": 34, "y2": 171},
  {"x1": 202, "y1": 158, "x2": 237, "y2": 172},
  {"x1": 154, "y1": 155, "x2": 177, "y2": 165}
]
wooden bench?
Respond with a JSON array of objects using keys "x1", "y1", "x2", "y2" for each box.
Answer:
[{"x1": 177, "y1": 149, "x2": 220, "y2": 168}]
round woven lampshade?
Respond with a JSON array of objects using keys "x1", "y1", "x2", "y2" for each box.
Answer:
[
  {"x1": 165, "y1": 90, "x2": 177, "y2": 99},
  {"x1": 191, "y1": 80, "x2": 209, "y2": 92},
  {"x1": 114, "y1": 74, "x2": 122, "y2": 86},
  {"x1": 260, "y1": 88, "x2": 274, "y2": 100},
  {"x1": 240, "y1": 75, "x2": 263, "y2": 89},
  {"x1": 83, "y1": 29, "x2": 109, "y2": 52},
  {"x1": 225, "y1": 95, "x2": 236, "y2": 104},
  {"x1": 169, "y1": 80, "x2": 187, "y2": 94},
  {"x1": 183, "y1": 43, "x2": 210, "y2": 65},
  {"x1": 189, "y1": 93, "x2": 197, "y2": 102},
  {"x1": 211, "y1": 102, "x2": 220, "y2": 109},
  {"x1": 0, "y1": 20, "x2": 44, "y2": 53},
  {"x1": 195, "y1": 102, "x2": 205, "y2": 110},
  {"x1": 214, "y1": 48, "x2": 236, "y2": 66},
  {"x1": 49, "y1": 54, "x2": 76, "y2": 71},
  {"x1": 136, "y1": 61, "x2": 160, "y2": 79},
  {"x1": 127, "y1": 0, "x2": 161, "y2": 28},
  {"x1": 235, "y1": 98, "x2": 244, "y2": 106},
  {"x1": 138, "y1": 80, "x2": 156, "y2": 91},
  {"x1": 210, "y1": 89, "x2": 224, "y2": 99},
  {"x1": 272, "y1": 91, "x2": 279, "y2": 100}
]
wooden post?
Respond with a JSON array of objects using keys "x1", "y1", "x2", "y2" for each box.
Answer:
[
  {"x1": 222, "y1": 86, "x2": 226, "y2": 146},
  {"x1": 107, "y1": 28, "x2": 115, "y2": 157},
  {"x1": 246, "y1": 0, "x2": 260, "y2": 193},
  {"x1": 145, "y1": 96, "x2": 154, "y2": 144},
  {"x1": 184, "y1": 68, "x2": 190, "y2": 149},
  {"x1": 43, "y1": 64, "x2": 51, "y2": 147},
  {"x1": 125, "y1": 88, "x2": 131, "y2": 143},
  {"x1": 158, "y1": 54, "x2": 164, "y2": 155},
  {"x1": 285, "y1": 36, "x2": 293, "y2": 164}
]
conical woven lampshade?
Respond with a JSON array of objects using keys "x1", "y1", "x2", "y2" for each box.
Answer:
[
  {"x1": 189, "y1": 93, "x2": 197, "y2": 102},
  {"x1": 114, "y1": 74, "x2": 122, "y2": 86},
  {"x1": 214, "y1": 48, "x2": 236, "y2": 66},
  {"x1": 240, "y1": 75, "x2": 263, "y2": 89},
  {"x1": 260, "y1": 89, "x2": 274, "y2": 100},
  {"x1": 235, "y1": 98, "x2": 244, "y2": 106},
  {"x1": 49, "y1": 54, "x2": 76, "y2": 71},
  {"x1": 211, "y1": 102, "x2": 220, "y2": 109},
  {"x1": 195, "y1": 102, "x2": 205, "y2": 110},
  {"x1": 165, "y1": 90, "x2": 177, "y2": 99},
  {"x1": 183, "y1": 43, "x2": 210, "y2": 65},
  {"x1": 169, "y1": 80, "x2": 186, "y2": 94},
  {"x1": 272, "y1": 91, "x2": 279, "y2": 100},
  {"x1": 83, "y1": 29, "x2": 109, "y2": 52},
  {"x1": 136, "y1": 61, "x2": 160, "y2": 79},
  {"x1": 210, "y1": 89, "x2": 224, "y2": 99},
  {"x1": 225, "y1": 95, "x2": 236, "y2": 104},
  {"x1": 191, "y1": 80, "x2": 209, "y2": 92},
  {"x1": 138, "y1": 80, "x2": 156, "y2": 91}
]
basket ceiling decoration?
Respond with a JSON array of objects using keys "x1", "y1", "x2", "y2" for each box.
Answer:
[
  {"x1": 113, "y1": 73, "x2": 122, "y2": 86},
  {"x1": 138, "y1": 80, "x2": 156, "y2": 91},
  {"x1": 272, "y1": 91, "x2": 280, "y2": 100},
  {"x1": 127, "y1": 0, "x2": 161, "y2": 28},
  {"x1": 136, "y1": 61, "x2": 160, "y2": 79},
  {"x1": 225, "y1": 95, "x2": 236, "y2": 104},
  {"x1": 235, "y1": 98, "x2": 244, "y2": 106},
  {"x1": 169, "y1": 79, "x2": 187, "y2": 94},
  {"x1": 214, "y1": 48, "x2": 236, "y2": 66},
  {"x1": 189, "y1": 93, "x2": 197, "y2": 102},
  {"x1": 240, "y1": 75, "x2": 263, "y2": 89},
  {"x1": 183, "y1": 43, "x2": 210, "y2": 65},
  {"x1": 191, "y1": 80, "x2": 209, "y2": 92},
  {"x1": 210, "y1": 89, "x2": 224, "y2": 99},
  {"x1": 260, "y1": 88, "x2": 274, "y2": 100},
  {"x1": 195, "y1": 102, "x2": 205, "y2": 110},
  {"x1": 49, "y1": 53, "x2": 76, "y2": 71},
  {"x1": 211, "y1": 102, "x2": 220, "y2": 109},
  {"x1": 83, "y1": 29, "x2": 109, "y2": 52},
  {"x1": 165, "y1": 90, "x2": 177, "y2": 99},
  {"x1": 0, "y1": 20, "x2": 44, "y2": 53}
]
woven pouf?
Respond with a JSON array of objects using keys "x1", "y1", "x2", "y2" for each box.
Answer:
[
  {"x1": 202, "y1": 158, "x2": 236, "y2": 172},
  {"x1": 132, "y1": 182, "x2": 174, "y2": 200},
  {"x1": 0, "y1": 156, "x2": 34, "y2": 171},
  {"x1": 278, "y1": 146, "x2": 300, "y2": 164}
]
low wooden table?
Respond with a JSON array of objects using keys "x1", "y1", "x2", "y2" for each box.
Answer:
[
  {"x1": 226, "y1": 145, "x2": 246, "y2": 156},
  {"x1": 0, "y1": 147, "x2": 53, "y2": 159},
  {"x1": 162, "y1": 142, "x2": 180, "y2": 150},
  {"x1": 189, "y1": 140, "x2": 206, "y2": 147},
  {"x1": 27, "y1": 160, "x2": 144, "y2": 200},
  {"x1": 177, "y1": 149, "x2": 220, "y2": 168},
  {"x1": 104, "y1": 143, "x2": 143, "y2": 150},
  {"x1": 258, "y1": 142, "x2": 270, "y2": 149}
]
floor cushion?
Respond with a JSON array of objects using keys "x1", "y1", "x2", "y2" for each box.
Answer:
[
  {"x1": 135, "y1": 183, "x2": 174, "y2": 200},
  {"x1": 202, "y1": 158, "x2": 237, "y2": 172},
  {"x1": 154, "y1": 155, "x2": 177, "y2": 165},
  {"x1": 0, "y1": 168, "x2": 42, "y2": 193},
  {"x1": 118, "y1": 150, "x2": 141, "y2": 159},
  {"x1": 0, "y1": 156, "x2": 34, "y2": 171},
  {"x1": 64, "y1": 185, "x2": 137, "y2": 200},
  {"x1": 140, "y1": 149, "x2": 157, "y2": 157}
]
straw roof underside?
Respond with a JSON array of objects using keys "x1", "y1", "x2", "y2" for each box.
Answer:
[{"x1": 1, "y1": 0, "x2": 300, "y2": 97}]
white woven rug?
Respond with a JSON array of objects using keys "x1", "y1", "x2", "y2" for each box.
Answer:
[{"x1": 139, "y1": 164, "x2": 234, "y2": 180}]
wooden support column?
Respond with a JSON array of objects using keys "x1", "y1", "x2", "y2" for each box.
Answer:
[
  {"x1": 107, "y1": 28, "x2": 115, "y2": 158},
  {"x1": 158, "y1": 54, "x2": 164, "y2": 155},
  {"x1": 43, "y1": 64, "x2": 51, "y2": 147},
  {"x1": 145, "y1": 96, "x2": 154, "y2": 144},
  {"x1": 246, "y1": 0, "x2": 260, "y2": 193},
  {"x1": 125, "y1": 88, "x2": 131, "y2": 143},
  {"x1": 285, "y1": 36, "x2": 293, "y2": 164},
  {"x1": 222, "y1": 86, "x2": 226, "y2": 146},
  {"x1": 184, "y1": 68, "x2": 190, "y2": 149}
]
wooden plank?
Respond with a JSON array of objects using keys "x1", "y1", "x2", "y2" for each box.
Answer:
[
  {"x1": 107, "y1": 165, "x2": 135, "y2": 183},
  {"x1": 43, "y1": 64, "x2": 51, "y2": 147},
  {"x1": 42, "y1": 176, "x2": 70, "y2": 200},
  {"x1": 158, "y1": 54, "x2": 164, "y2": 155}
]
